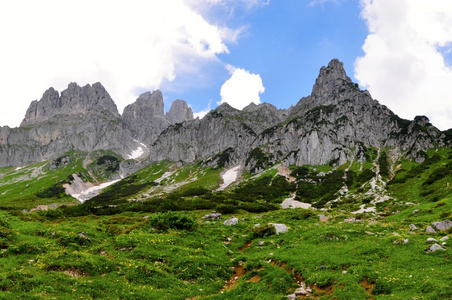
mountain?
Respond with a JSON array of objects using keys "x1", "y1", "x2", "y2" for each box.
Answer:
[
  {"x1": 148, "y1": 59, "x2": 449, "y2": 172},
  {"x1": 0, "y1": 84, "x2": 193, "y2": 168}
]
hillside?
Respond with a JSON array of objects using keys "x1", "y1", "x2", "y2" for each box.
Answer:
[{"x1": 0, "y1": 59, "x2": 451, "y2": 299}]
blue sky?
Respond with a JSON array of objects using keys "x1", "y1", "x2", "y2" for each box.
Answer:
[
  {"x1": 163, "y1": 0, "x2": 368, "y2": 113},
  {"x1": 1, "y1": 0, "x2": 451, "y2": 130}
]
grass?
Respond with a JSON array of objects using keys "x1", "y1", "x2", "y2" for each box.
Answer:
[
  {"x1": 0, "y1": 206, "x2": 450, "y2": 299},
  {"x1": 0, "y1": 147, "x2": 451, "y2": 298}
]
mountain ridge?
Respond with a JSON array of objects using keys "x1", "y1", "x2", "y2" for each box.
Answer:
[{"x1": 0, "y1": 59, "x2": 450, "y2": 170}]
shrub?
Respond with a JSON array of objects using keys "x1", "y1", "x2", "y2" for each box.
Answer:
[
  {"x1": 252, "y1": 224, "x2": 276, "y2": 238},
  {"x1": 291, "y1": 209, "x2": 317, "y2": 220},
  {"x1": 216, "y1": 204, "x2": 237, "y2": 214},
  {"x1": 147, "y1": 211, "x2": 197, "y2": 231}
]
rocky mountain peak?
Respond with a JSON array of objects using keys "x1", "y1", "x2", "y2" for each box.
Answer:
[
  {"x1": 21, "y1": 82, "x2": 119, "y2": 127},
  {"x1": 311, "y1": 58, "x2": 353, "y2": 100},
  {"x1": 167, "y1": 99, "x2": 194, "y2": 124},
  {"x1": 133, "y1": 90, "x2": 164, "y2": 117}
]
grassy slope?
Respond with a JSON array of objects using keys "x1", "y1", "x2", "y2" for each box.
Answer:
[
  {"x1": 0, "y1": 208, "x2": 450, "y2": 299},
  {"x1": 0, "y1": 148, "x2": 451, "y2": 299}
]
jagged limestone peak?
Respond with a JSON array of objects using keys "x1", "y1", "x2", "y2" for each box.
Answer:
[
  {"x1": 311, "y1": 58, "x2": 353, "y2": 100},
  {"x1": 21, "y1": 82, "x2": 119, "y2": 126},
  {"x1": 167, "y1": 99, "x2": 194, "y2": 124}
]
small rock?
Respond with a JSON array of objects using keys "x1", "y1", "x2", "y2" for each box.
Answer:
[
  {"x1": 269, "y1": 223, "x2": 289, "y2": 234},
  {"x1": 223, "y1": 216, "x2": 239, "y2": 226},
  {"x1": 427, "y1": 238, "x2": 438, "y2": 243},
  {"x1": 404, "y1": 239, "x2": 410, "y2": 244},
  {"x1": 78, "y1": 232, "x2": 91, "y2": 242},
  {"x1": 257, "y1": 241, "x2": 265, "y2": 246},
  {"x1": 440, "y1": 236, "x2": 449, "y2": 242},
  {"x1": 287, "y1": 294, "x2": 297, "y2": 300},
  {"x1": 226, "y1": 237, "x2": 232, "y2": 242},
  {"x1": 427, "y1": 243, "x2": 445, "y2": 253},
  {"x1": 342, "y1": 270, "x2": 347, "y2": 274},
  {"x1": 432, "y1": 220, "x2": 452, "y2": 231},
  {"x1": 319, "y1": 214, "x2": 329, "y2": 222},
  {"x1": 202, "y1": 212, "x2": 222, "y2": 220},
  {"x1": 409, "y1": 224, "x2": 418, "y2": 231},
  {"x1": 442, "y1": 242, "x2": 447, "y2": 246},
  {"x1": 412, "y1": 209, "x2": 420, "y2": 214},
  {"x1": 425, "y1": 226, "x2": 436, "y2": 233}
]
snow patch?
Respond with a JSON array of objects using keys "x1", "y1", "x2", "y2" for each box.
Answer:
[
  {"x1": 128, "y1": 140, "x2": 148, "y2": 159},
  {"x1": 71, "y1": 179, "x2": 121, "y2": 203},
  {"x1": 218, "y1": 166, "x2": 240, "y2": 190},
  {"x1": 128, "y1": 147, "x2": 144, "y2": 159}
]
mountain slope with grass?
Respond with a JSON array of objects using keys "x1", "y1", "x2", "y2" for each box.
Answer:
[{"x1": 0, "y1": 59, "x2": 451, "y2": 299}]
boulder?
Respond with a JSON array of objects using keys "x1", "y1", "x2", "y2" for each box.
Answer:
[
  {"x1": 432, "y1": 220, "x2": 452, "y2": 231},
  {"x1": 202, "y1": 212, "x2": 222, "y2": 220},
  {"x1": 427, "y1": 243, "x2": 445, "y2": 253},
  {"x1": 409, "y1": 224, "x2": 418, "y2": 231},
  {"x1": 269, "y1": 223, "x2": 289, "y2": 234},
  {"x1": 425, "y1": 226, "x2": 436, "y2": 233},
  {"x1": 440, "y1": 236, "x2": 449, "y2": 242},
  {"x1": 223, "y1": 216, "x2": 239, "y2": 226}
]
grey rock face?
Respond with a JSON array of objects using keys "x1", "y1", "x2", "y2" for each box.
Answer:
[
  {"x1": 0, "y1": 83, "x2": 140, "y2": 167},
  {"x1": 167, "y1": 100, "x2": 193, "y2": 124},
  {"x1": 122, "y1": 90, "x2": 194, "y2": 146},
  {"x1": 1, "y1": 59, "x2": 448, "y2": 171},
  {"x1": 21, "y1": 82, "x2": 120, "y2": 126},
  {"x1": 122, "y1": 90, "x2": 170, "y2": 145},
  {"x1": 147, "y1": 59, "x2": 443, "y2": 171}
]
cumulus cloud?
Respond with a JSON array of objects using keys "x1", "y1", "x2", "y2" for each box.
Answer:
[
  {"x1": 0, "y1": 0, "x2": 242, "y2": 127},
  {"x1": 355, "y1": 0, "x2": 452, "y2": 130},
  {"x1": 193, "y1": 100, "x2": 212, "y2": 119},
  {"x1": 219, "y1": 66, "x2": 265, "y2": 110}
]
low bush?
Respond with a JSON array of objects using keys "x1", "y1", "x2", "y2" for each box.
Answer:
[
  {"x1": 252, "y1": 224, "x2": 276, "y2": 238},
  {"x1": 147, "y1": 211, "x2": 197, "y2": 231}
]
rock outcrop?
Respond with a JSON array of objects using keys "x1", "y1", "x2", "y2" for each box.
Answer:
[
  {"x1": 122, "y1": 90, "x2": 194, "y2": 146},
  {"x1": 167, "y1": 100, "x2": 193, "y2": 124},
  {"x1": 148, "y1": 59, "x2": 445, "y2": 171},
  {"x1": 122, "y1": 90, "x2": 170, "y2": 146}
]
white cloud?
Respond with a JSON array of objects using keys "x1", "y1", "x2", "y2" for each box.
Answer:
[
  {"x1": 0, "y1": 0, "x2": 242, "y2": 127},
  {"x1": 219, "y1": 65, "x2": 265, "y2": 110},
  {"x1": 355, "y1": 0, "x2": 452, "y2": 130},
  {"x1": 193, "y1": 100, "x2": 212, "y2": 119}
]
